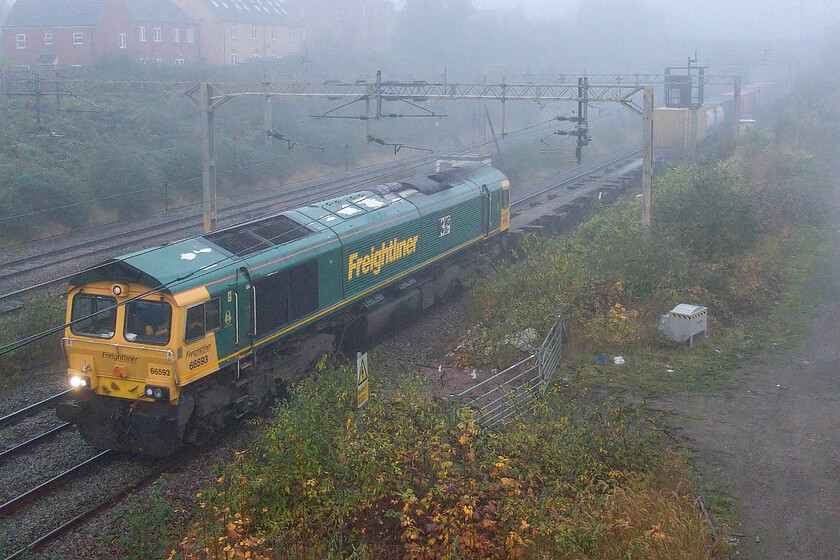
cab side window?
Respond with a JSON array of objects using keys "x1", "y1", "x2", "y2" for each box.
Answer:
[{"x1": 185, "y1": 298, "x2": 221, "y2": 343}]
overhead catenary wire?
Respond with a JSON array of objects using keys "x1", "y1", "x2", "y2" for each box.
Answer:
[
  {"x1": 0, "y1": 122, "x2": 570, "y2": 359},
  {"x1": 0, "y1": 114, "x2": 564, "y2": 251}
]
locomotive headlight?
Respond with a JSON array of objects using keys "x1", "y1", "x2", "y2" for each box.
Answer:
[
  {"x1": 144, "y1": 385, "x2": 170, "y2": 401},
  {"x1": 70, "y1": 375, "x2": 90, "y2": 388}
]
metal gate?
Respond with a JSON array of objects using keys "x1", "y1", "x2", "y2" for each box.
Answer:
[{"x1": 447, "y1": 315, "x2": 564, "y2": 429}]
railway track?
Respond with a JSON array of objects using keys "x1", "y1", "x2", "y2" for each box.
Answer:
[
  {"x1": 0, "y1": 390, "x2": 74, "y2": 462},
  {"x1": 0, "y1": 155, "x2": 436, "y2": 301},
  {"x1": 0, "y1": 148, "x2": 643, "y2": 304},
  {"x1": 0, "y1": 396, "x2": 188, "y2": 560},
  {"x1": 0, "y1": 446, "x2": 186, "y2": 560},
  {"x1": 0, "y1": 147, "x2": 645, "y2": 432}
]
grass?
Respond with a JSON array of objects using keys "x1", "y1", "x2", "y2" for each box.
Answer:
[
  {"x1": 0, "y1": 292, "x2": 66, "y2": 389},
  {"x1": 105, "y1": 131, "x2": 836, "y2": 560}
]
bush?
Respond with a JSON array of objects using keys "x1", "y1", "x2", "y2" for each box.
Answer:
[
  {"x1": 652, "y1": 165, "x2": 757, "y2": 260},
  {"x1": 462, "y1": 140, "x2": 825, "y2": 373},
  {"x1": 172, "y1": 365, "x2": 722, "y2": 559}
]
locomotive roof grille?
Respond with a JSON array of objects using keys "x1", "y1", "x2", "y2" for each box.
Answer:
[
  {"x1": 206, "y1": 214, "x2": 312, "y2": 257},
  {"x1": 399, "y1": 165, "x2": 482, "y2": 195}
]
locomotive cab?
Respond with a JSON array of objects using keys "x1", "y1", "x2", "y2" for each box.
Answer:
[
  {"x1": 63, "y1": 283, "x2": 179, "y2": 402},
  {"x1": 58, "y1": 280, "x2": 190, "y2": 456}
]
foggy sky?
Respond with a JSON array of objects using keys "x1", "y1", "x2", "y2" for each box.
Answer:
[{"x1": 472, "y1": 0, "x2": 840, "y2": 41}]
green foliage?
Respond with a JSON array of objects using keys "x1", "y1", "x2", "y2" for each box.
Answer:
[
  {"x1": 174, "y1": 366, "x2": 720, "y2": 559},
  {"x1": 109, "y1": 479, "x2": 185, "y2": 560},
  {"x1": 0, "y1": 293, "x2": 65, "y2": 387},
  {"x1": 463, "y1": 137, "x2": 829, "y2": 395},
  {"x1": 652, "y1": 165, "x2": 758, "y2": 259}
]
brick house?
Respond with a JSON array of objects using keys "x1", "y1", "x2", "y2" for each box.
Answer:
[
  {"x1": 122, "y1": 0, "x2": 201, "y2": 65},
  {"x1": 2, "y1": 0, "x2": 200, "y2": 67},
  {"x1": 169, "y1": 0, "x2": 302, "y2": 65}
]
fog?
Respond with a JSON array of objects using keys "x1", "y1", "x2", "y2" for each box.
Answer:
[
  {"x1": 382, "y1": 0, "x2": 840, "y2": 81},
  {"x1": 472, "y1": 0, "x2": 840, "y2": 41}
]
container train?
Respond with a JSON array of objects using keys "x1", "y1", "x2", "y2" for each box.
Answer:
[
  {"x1": 57, "y1": 161, "x2": 511, "y2": 456},
  {"x1": 653, "y1": 83, "x2": 765, "y2": 152}
]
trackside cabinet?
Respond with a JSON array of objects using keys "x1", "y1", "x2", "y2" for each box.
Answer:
[{"x1": 657, "y1": 304, "x2": 707, "y2": 347}]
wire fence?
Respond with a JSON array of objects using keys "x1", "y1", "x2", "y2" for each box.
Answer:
[{"x1": 447, "y1": 314, "x2": 564, "y2": 429}]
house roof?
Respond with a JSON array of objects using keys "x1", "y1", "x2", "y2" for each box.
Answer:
[
  {"x1": 4, "y1": 0, "x2": 197, "y2": 28},
  {"x1": 123, "y1": 0, "x2": 196, "y2": 24},
  {"x1": 4, "y1": 0, "x2": 109, "y2": 27},
  {"x1": 203, "y1": 0, "x2": 295, "y2": 26}
]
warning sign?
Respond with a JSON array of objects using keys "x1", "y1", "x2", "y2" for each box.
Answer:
[{"x1": 356, "y1": 352, "x2": 369, "y2": 409}]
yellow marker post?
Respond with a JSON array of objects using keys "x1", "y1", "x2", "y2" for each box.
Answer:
[{"x1": 356, "y1": 351, "x2": 369, "y2": 409}]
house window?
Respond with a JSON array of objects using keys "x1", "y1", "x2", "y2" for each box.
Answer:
[
  {"x1": 139, "y1": 26, "x2": 146, "y2": 41},
  {"x1": 44, "y1": 33, "x2": 53, "y2": 45},
  {"x1": 174, "y1": 28, "x2": 181, "y2": 43},
  {"x1": 73, "y1": 33, "x2": 83, "y2": 45},
  {"x1": 251, "y1": 26, "x2": 257, "y2": 39},
  {"x1": 186, "y1": 28, "x2": 195, "y2": 43},
  {"x1": 175, "y1": 58, "x2": 184, "y2": 65},
  {"x1": 290, "y1": 28, "x2": 298, "y2": 41},
  {"x1": 119, "y1": 33, "x2": 127, "y2": 49},
  {"x1": 229, "y1": 25, "x2": 236, "y2": 39},
  {"x1": 271, "y1": 28, "x2": 277, "y2": 40},
  {"x1": 153, "y1": 27, "x2": 162, "y2": 42},
  {"x1": 230, "y1": 52, "x2": 238, "y2": 64},
  {"x1": 251, "y1": 52, "x2": 259, "y2": 59},
  {"x1": 16, "y1": 34, "x2": 25, "y2": 49}
]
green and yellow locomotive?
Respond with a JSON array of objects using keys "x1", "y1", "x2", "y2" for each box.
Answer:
[{"x1": 57, "y1": 162, "x2": 510, "y2": 455}]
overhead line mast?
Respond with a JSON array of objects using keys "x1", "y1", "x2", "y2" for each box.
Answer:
[
  {"x1": 186, "y1": 72, "x2": 658, "y2": 231},
  {"x1": 2, "y1": 69, "x2": 742, "y2": 230}
]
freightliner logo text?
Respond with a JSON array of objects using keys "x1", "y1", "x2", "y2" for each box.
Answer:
[
  {"x1": 347, "y1": 235, "x2": 419, "y2": 280},
  {"x1": 102, "y1": 352, "x2": 138, "y2": 363}
]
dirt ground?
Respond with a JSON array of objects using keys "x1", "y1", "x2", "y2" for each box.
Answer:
[{"x1": 653, "y1": 167, "x2": 840, "y2": 558}]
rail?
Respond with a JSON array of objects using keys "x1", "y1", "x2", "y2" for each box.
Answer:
[
  {"x1": 0, "y1": 390, "x2": 72, "y2": 428},
  {"x1": 0, "y1": 450, "x2": 111, "y2": 517},
  {"x1": 512, "y1": 149, "x2": 642, "y2": 208},
  {"x1": 448, "y1": 315, "x2": 564, "y2": 429},
  {"x1": 0, "y1": 423, "x2": 71, "y2": 463},
  {"x1": 1, "y1": 450, "x2": 186, "y2": 560}
]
